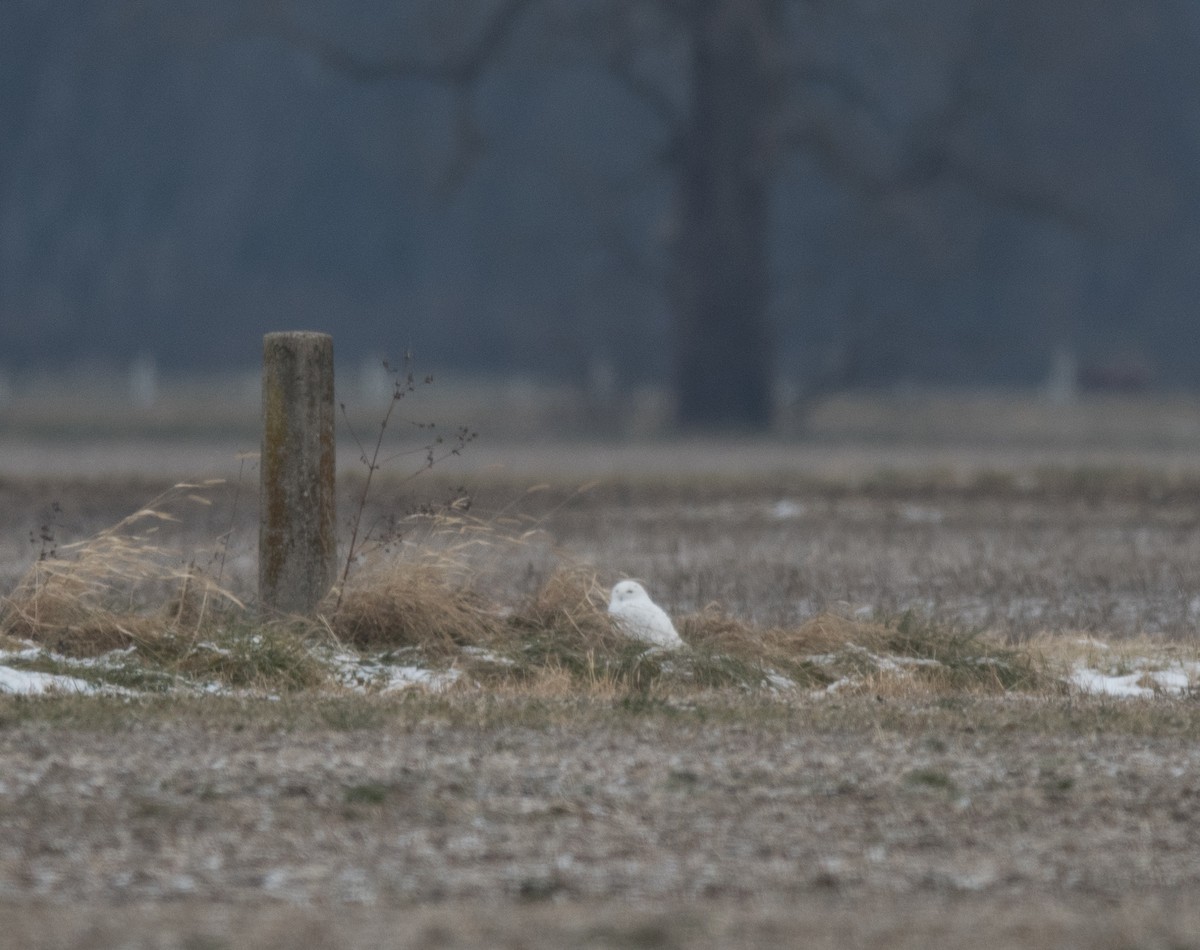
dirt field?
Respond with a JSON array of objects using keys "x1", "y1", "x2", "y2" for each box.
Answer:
[
  {"x1": 3, "y1": 696, "x2": 1200, "y2": 948},
  {"x1": 4, "y1": 419, "x2": 1200, "y2": 948}
]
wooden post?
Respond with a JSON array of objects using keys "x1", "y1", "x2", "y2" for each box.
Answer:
[{"x1": 259, "y1": 332, "x2": 336, "y2": 615}]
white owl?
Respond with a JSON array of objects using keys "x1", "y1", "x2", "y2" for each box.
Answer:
[{"x1": 608, "y1": 580, "x2": 685, "y2": 650}]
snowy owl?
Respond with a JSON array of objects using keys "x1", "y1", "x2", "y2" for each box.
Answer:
[{"x1": 608, "y1": 580, "x2": 685, "y2": 650}]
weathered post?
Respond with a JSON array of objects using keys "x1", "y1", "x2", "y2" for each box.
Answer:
[{"x1": 259, "y1": 332, "x2": 336, "y2": 615}]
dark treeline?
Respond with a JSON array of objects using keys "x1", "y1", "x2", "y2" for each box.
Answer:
[{"x1": 2, "y1": 0, "x2": 1199, "y2": 408}]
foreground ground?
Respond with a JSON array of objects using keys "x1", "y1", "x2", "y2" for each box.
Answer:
[{"x1": 2, "y1": 694, "x2": 1200, "y2": 948}]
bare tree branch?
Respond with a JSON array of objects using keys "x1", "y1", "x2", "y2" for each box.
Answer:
[
  {"x1": 574, "y1": 0, "x2": 684, "y2": 130},
  {"x1": 248, "y1": 0, "x2": 538, "y2": 193},
  {"x1": 775, "y1": 16, "x2": 1100, "y2": 233},
  {"x1": 605, "y1": 45, "x2": 680, "y2": 128},
  {"x1": 265, "y1": 0, "x2": 537, "y2": 85},
  {"x1": 436, "y1": 91, "x2": 488, "y2": 196}
]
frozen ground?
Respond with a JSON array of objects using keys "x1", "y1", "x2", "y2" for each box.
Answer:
[{"x1": 2, "y1": 696, "x2": 1200, "y2": 949}]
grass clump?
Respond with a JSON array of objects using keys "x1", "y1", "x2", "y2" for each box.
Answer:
[
  {"x1": 168, "y1": 623, "x2": 329, "y2": 691},
  {"x1": 681, "y1": 608, "x2": 837, "y2": 689},
  {"x1": 680, "y1": 607, "x2": 1053, "y2": 696},
  {"x1": 873, "y1": 611, "x2": 1053, "y2": 694},
  {"x1": 333, "y1": 563, "x2": 499, "y2": 654},
  {"x1": 1, "y1": 484, "x2": 239, "y2": 656},
  {"x1": 329, "y1": 562, "x2": 1056, "y2": 698},
  {"x1": 0, "y1": 484, "x2": 331, "y2": 694},
  {"x1": 334, "y1": 563, "x2": 671, "y2": 693},
  {"x1": 344, "y1": 782, "x2": 390, "y2": 805},
  {"x1": 484, "y1": 567, "x2": 667, "y2": 691},
  {"x1": 904, "y1": 768, "x2": 958, "y2": 793},
  {"x1": 0, "y1": 479, "x2": 1058, "y2": 700}
]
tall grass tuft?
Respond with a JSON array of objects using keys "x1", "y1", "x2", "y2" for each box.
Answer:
[
  {"x1": 0, "y1": 482, "x2": 329, "y2": 692},
  {"x1": 1, "y1": 483, "x2": 241, "y2": 656},
  {"x1": 333, "y1": 563, "x2": 500, "y2": 653}
]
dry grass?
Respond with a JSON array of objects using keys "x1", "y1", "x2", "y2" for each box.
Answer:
[
  {"x1": 333, "y1": 564, "x2": 499, "y2": 654},
  {"x1": 333, "y1": 551, "x2": 1049, "y2": 699},
  {"x1": 0, "y1": 481, "x2": 1063, "y2": 698},
  {"x1": 7, "y1": 427, "x2": 1200, "y2": 948},
  {"x1": 1035, "y1": 632, "x2": 1200, "y2": 669},
  {"x1": 1030, "y1": 632, "x2": 1200, "y2": 698},
  {"x1": 0, "y1": 474, "x2": 1140, "y2": 701},
  {"x1": 0, "y1": 482, "x2": 239, "y2": 655},
  {"x1": 0, "y1": 483, "x2": 329, "y2": 692},
  {"x1": 335, "y1": 559, "x2": 666, "y2": 692},
  {"x1": 484, "y1": 566, "x2": 669, "y2": 690},
  {"x1": 679, "y1": 606, "x2": 1052, "y2": 695}
]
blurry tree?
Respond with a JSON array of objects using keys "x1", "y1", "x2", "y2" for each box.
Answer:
[
  {"x1": 268, "y1": 0, "x2": 1118, "y2": 429},
  {"x1": 8, "y1": 0, "x2": 1193, "y2": 420}
]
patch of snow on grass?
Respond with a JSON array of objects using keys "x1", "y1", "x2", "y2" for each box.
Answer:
[
  {"x1": 899, "y1": 504, "x2": 944, "y2": 524},
  {"x1": 0, "y1": 664, "x2": 100, "y2": 695},
  {"x1": 842, "y1": 643, "x2": 943, "y2": 671},
  {"x1": 820, "y1": 676, "x2": 854, "y2": 695},
  {"x1": 765, "y1": 672, "x2": 796, "y2": 692},
  {"x1": 461, "y1": 646, "x2": 516, "y2": 666},
  {"x1": 326, "y1": 650, "x2": 459, "y2": 694},
  {"x1": 769, "y1": 500, "x2": 805, "y2": 520},
  {"x1": 379, "y1": 666, "x2": 460, "y2": 693},
  {"x1": 1070, "y1": 668, "x2": 1154, "y2": 698},
  {"x1": 1149, "y1": 667, "x2": 1191, "y2": 693},
  {"x1": 1070, "y1": 662, "x2": 1195, "y2": 699}
]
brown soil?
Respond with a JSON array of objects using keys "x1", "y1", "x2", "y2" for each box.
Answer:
[{"x1": 1, "y1": 696, "x2": 1199, "y2": 948}]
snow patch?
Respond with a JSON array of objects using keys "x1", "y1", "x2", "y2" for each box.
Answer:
[
  {"x1": 765, "y1": 672, "x2": 796, "y2": 692},
  {"x1": 769, "y1": 500, "x2": 806, "y2": 520},
  {"x1": 326, "y1": 650, "x2": 459, "y2": 694},
  {"x1": 899, "y1": 504, "x2": 944, "y2": 524},
  {"x1": 0, "y1": 665, "x2": 100, "y2": 695},
  {"x1": 1070, "y1": 662, "x2": 1196, "y2": 699},
  {"x1": 380, "y1": 665, "x2": 460, "y2": 693}
]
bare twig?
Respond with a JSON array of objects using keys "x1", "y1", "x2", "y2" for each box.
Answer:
[
  {"x1": 269, "y1": 0, "x2": 537, "y2": 86},
  {"x1": 215, "y1": 454, "x2": 253, "y2": 590},
  {"x1": 336, "y1": 357, "x2": 416, "y2": 610}
]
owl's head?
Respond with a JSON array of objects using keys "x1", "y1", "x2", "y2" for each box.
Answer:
[{"x1": 609, "y1": 579, "x2": 651, "y2": 607}]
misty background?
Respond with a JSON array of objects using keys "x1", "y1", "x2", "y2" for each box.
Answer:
[{"x1": 3, "y1": 0, "x2": 1200, "y2": 431}]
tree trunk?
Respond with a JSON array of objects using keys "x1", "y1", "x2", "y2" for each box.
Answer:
[{"x1": 669, "y1": 0, "x2": 776, "y2": 430}]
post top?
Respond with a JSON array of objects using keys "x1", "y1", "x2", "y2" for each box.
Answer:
[{"x1": 264, "y1": 331, "x2": 333, "y2": 342}]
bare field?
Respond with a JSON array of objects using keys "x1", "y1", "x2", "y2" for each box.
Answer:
[
  {"x1": 7, "y1": 448, "x2": 1200, "y2": 639},
  {"x1": 7, "y1": 895, "x2": 1200, "y2": 950},
  {"x1": 3, "y1": 696, "x2": 1200, "y2": 949},
  {"x1": 4, "y1": 420, "x2": 1200, "y2": 947}
]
